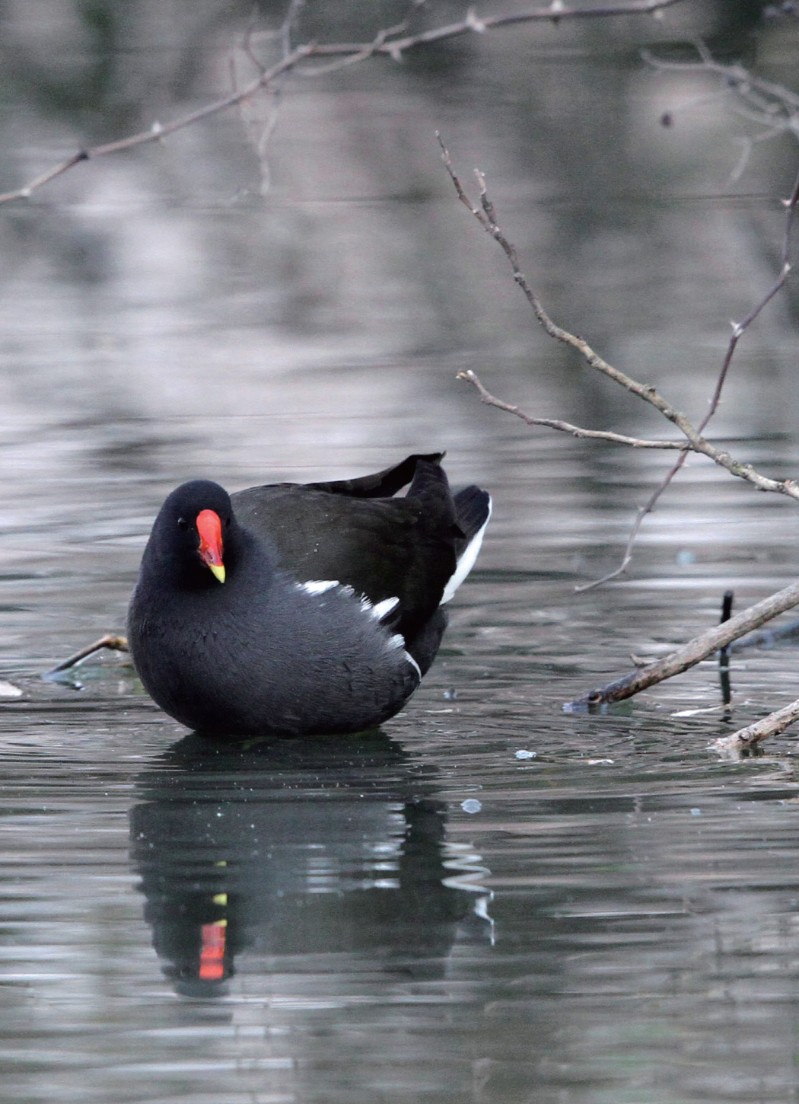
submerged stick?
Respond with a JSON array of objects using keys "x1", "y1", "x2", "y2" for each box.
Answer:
[
  {"x1": 713, "y1": 698, "x2": 799, "y2": 757},
  {"x1": 44, "y1": 633, "x2": 129, "y2": 679},
  {"x1": 565, "y1": 580, "x2": 799, "y2": 710},
  {"x1": 718, "y1": 589, "x2": 734, "y2": 708}
]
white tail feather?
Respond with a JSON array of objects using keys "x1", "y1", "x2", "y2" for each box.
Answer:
[{"x1": 441, "y1": 497, "x2": 492, "y2": 604}]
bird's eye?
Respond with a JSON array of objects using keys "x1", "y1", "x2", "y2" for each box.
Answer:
[
  {"x1": 177, "y1": 517, "x2": 189, "y2": 531},
  {"x1": 224, "y1": 516, "x2": 231, "y2": 529}
]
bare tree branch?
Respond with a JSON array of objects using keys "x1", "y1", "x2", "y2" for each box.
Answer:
[
  {"x1": 713, "y1": 698, "x2": 799, "y2": 757},
  {"x1": 0, "y1": 0, "x2": 689, "y2": 205},
  {"x1": 444, "y1": 118, "x2": 799, "y2": 720},
  {"x1": 442, "y1": 144, "x2": 799, "y2": 494},
  {"x1": 564, "y1": 581, "x2": 799, "y2": 711},
  {"x1": 440, "y1": 33, "x2": 799, "y2": 589},
  {"x1": 43, "y1": 634, "x2": 129, "y2": 680},
  {"x1": 440, "y1": 135, "x2": 799, "y2": 592},
  {"x1": 0, "y1": 41, "x2": 314, "y2": 204}
]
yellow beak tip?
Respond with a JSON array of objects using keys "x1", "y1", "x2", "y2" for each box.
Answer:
[{"x1": 209, "y1": 563, "x2": 226, "y2": 584}]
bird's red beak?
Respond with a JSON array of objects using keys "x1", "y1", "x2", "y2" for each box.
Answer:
[{"x1": 196, "y1": 509, "x2": 226, "y2": 583}]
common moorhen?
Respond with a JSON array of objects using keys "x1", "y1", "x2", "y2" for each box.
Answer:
[{"x1": 127, "y1": 453, "x2": 490, "y2": 736}]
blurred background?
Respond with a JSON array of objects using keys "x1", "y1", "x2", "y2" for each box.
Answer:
[{"x1": 2, "y1": 0, "x2": 799, "y2": 652}]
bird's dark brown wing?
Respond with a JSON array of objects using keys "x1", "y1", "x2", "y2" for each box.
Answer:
[
  {"x1": 302, "y1": 451, "x2": 444, "y2": 498},
  {"x1": 231, "y1": 456, "x2": 458, "y2": 636}
]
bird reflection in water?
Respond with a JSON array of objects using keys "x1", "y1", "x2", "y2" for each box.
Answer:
[{"x1": 130, "y1": 731, "x2": 493, "y2": 998}]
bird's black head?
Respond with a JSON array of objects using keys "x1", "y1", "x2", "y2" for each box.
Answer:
[{"x1": 146, "y1": 479, "x2": 236, "y2": 588}]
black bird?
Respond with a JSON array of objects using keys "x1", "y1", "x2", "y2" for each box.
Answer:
[{"x1": 127, "y1": 453, "x2": 490, "y2": 736}]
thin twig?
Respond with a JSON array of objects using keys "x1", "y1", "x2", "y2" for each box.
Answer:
[
  {"x1": 280, "y1": 0, "x2": 306, "y2": 58},
  {"x1": 644, "y1": 43, "x2": 799, "y2": 115},
  {"x1": 0, "y1": 42, "x2": 315, "y2": 205},
  {"x1": 308, "y1": 0, "x2": 689, "y2": 59},
  {"x1": 698, "y1": 160, "x2": 798, "y2": 430},
  {"x1": 576, "y1": 456, "x2": 684, "y2": 589},
  {"x1": 232, "y1": 19, "x2": 284, "y2": 195},
  {"x1": 456, "y1": 369, "x2": 688, "y2": 449}
]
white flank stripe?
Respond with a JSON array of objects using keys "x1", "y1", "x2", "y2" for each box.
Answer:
[
  {"x1": 300, "y1": 579, "x2": 340, "y2": 595},
  {"x1": 404, "y1": 650, "x2": 422, "y2": 680},
  {"x1": 385, "y1": 632, "x2": 421, "y2": 679},
  {"x1": 300, "y1": 580, "x2": 398, "y2": 620},
  {"x1": 441, "y1": 496, "x2": 492, "y2": 604},
  {"x1": 371, "y1": 596, "x2": 400, "y2": 621}
]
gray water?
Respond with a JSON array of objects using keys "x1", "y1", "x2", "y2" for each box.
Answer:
[{"x1": 3, "y1": 3, "x2": 799, "y2": 1102}]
